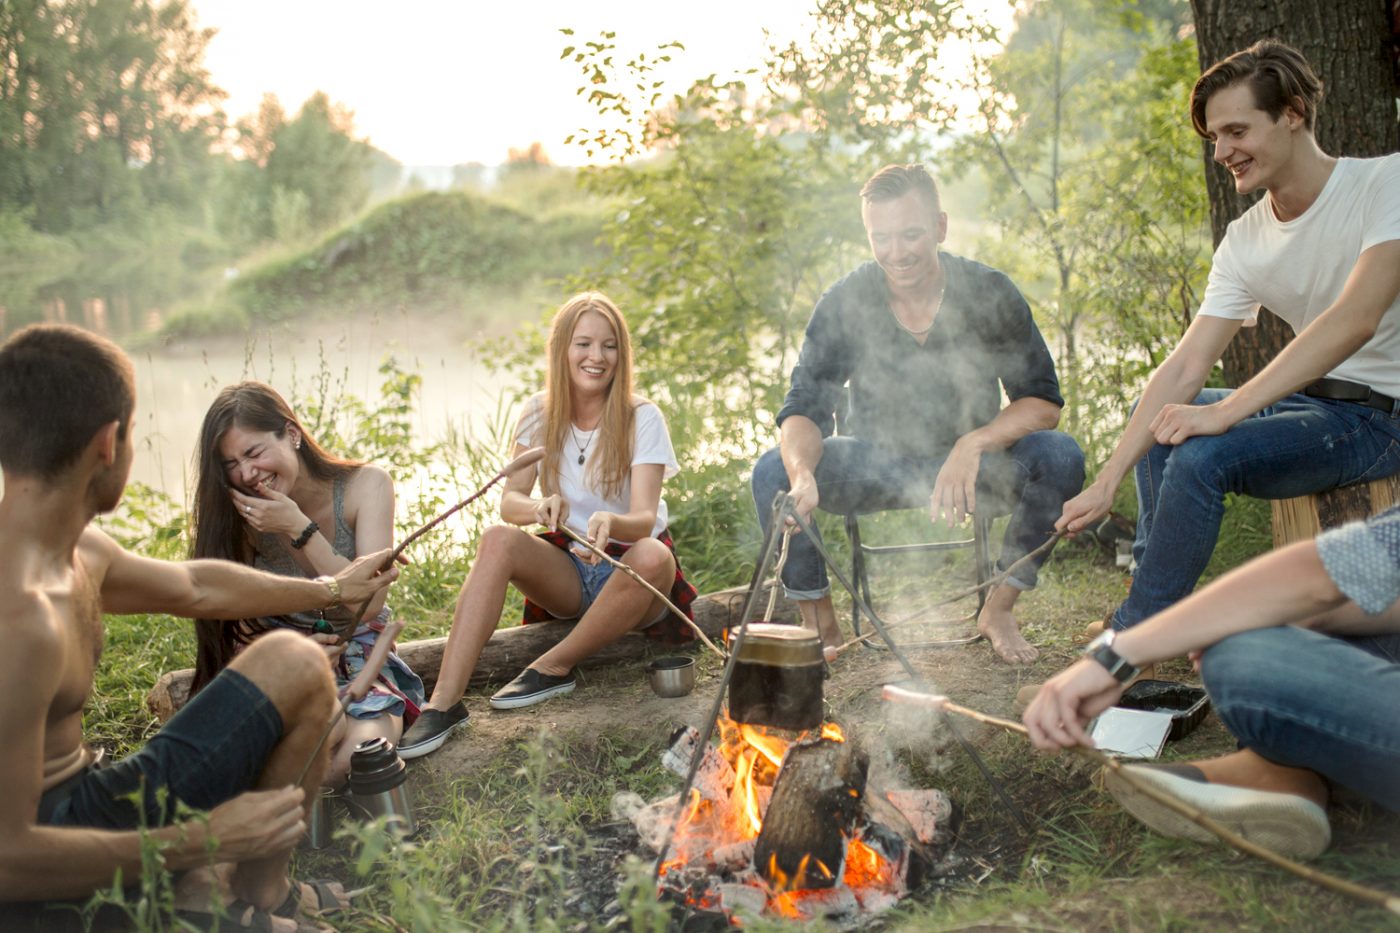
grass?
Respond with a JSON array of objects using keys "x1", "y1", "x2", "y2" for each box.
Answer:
[
  {"x1": 76, "y1": 540, "x2": 1400, "y2": 931},
  {"x1": 68, "y1": 361, "x2": 1400, "y2": 931}
]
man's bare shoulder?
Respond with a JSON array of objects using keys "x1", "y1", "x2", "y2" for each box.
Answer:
[
  {"x1": 75, "y1": 525, "x2": 123, "y2": 575},
  {"x1": 0, "y1": 586, "x2": 64, "y2": 675}
]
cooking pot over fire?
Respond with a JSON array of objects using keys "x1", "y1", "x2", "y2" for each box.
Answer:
[{"x1": 727, "y1": 623, "x2": 825, "y2": 730}]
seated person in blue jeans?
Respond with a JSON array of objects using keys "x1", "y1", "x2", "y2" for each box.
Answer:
[
  {"x1": 752, "y1": 163, "x2": 1085, "y2": 664},
  {"x1": 1057, "y1": 41, "x2": 1400, "y2": 634},
  {"x1": 0, "y1": 326, "x2": 397, "y2": 929},
  {"x1": 1025, "y1": 504, "x2": 1400, "y2": 859}
]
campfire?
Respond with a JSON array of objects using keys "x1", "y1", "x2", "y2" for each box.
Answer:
[{"x1": 615, "y1": 713, "x2": 954, "y2": 924}]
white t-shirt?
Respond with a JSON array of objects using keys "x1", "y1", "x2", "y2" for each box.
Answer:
[
  {"x1": 1196, "y1": 154, "x2": 1400, "y2": 396},
  {"x1": 515, "y1": 397, "x2": 679, "y2": 541}
]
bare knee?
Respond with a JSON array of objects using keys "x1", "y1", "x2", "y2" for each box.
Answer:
[
  {"x1": 476, "y1": 524, "x2": 530, "y2": 565},
  {"x1": 624, "y1": 538, "x2": 674, "y2": 585},
  {"x1": 230, "y1": 630, "x2": 334, "y2": 726}
]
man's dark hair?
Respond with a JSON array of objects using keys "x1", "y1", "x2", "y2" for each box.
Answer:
[
  {"x1": 860, "y1": 163, "x2": 942, "y2": 213},
  {"x1": 0, "y1": 324, "x2": 135, "y2": 478},
  {"x1": 1190, "y1": 39, "x2": 1324, "y2": 139}
]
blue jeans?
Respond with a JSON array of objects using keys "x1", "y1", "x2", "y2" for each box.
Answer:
[
  {"x1": 750, "y1": 431, "x2": 1085, "y2": 599},
  {"x1": 1201, "y1": 627, "x2": 1400, "y2": 811},
  {"x1": 1113, "y1": 390, "x2": 1400, "y2": 631}
]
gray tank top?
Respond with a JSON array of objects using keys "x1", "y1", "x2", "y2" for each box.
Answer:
[{"x1": 251, "y1": 472, "x2": 362, "y2": 629}]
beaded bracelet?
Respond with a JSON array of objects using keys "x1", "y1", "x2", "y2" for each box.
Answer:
[{"x1": 291, "y1": 520, "x2": 319, "y2": 550}]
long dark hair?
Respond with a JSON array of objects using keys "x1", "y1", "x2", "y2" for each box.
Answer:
[{"x1": 189, "y1": 381, "x2": 361, "y2": 693}]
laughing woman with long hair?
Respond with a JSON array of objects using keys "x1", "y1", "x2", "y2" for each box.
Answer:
[
  {"x1": 189, "y1": 382, "x2": 424, "y2": 786},
  {"x1": 398, "y1": 291, "x2": 696, "y2": 759}
]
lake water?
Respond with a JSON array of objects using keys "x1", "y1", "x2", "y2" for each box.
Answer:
[{"x1": 10, "y1": 304, "x2": 525, "y2": 505}]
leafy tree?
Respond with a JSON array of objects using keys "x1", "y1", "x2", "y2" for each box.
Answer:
[
  {"x1": 773, "y1": 0, "x2": 1210, "y2": 462},
  {"x1": 217, "y1": 92, "x2": 379, "y2": 247},
  {"x1": 559, "y1": 32, "x2": 868, "y2": 453},
  {"x1": 0, "y1": 0, "x2": 224, "y2": 234}
]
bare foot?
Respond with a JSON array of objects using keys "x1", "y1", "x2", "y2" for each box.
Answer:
[
  {"x1": 977, "y1": 605, "x2": 1038, "y2": 664},
  {"x1": 1193, "y1": 749, "x2": 1329, "y2": 808}
]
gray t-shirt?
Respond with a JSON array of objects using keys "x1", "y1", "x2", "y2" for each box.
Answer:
[{"x1": 1316, "y1": 504, "x2": 1400, "y2": 614}]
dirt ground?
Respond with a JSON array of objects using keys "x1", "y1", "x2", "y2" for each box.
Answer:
[
  {"x1": 393, "y1": 562, "x2": 1400, "y2": 930},
  {"x1": 406, "y1": 611, "x2": 1054, "y2": 795}
]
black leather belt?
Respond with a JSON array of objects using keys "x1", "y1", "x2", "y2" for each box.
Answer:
[{"x1": 1304, "y1": 377, "x2": 1400, "y2": 415}]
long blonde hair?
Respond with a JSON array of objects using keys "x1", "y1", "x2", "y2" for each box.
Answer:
[{"x1": 537, "y1": 292, "x2": 637, "y2": 500}]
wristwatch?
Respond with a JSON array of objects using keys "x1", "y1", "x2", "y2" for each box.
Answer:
[
  {"x1": 314, "y1": 574, "x2": 342, "y2": 610},
  {"x1": 1083, "y1": 630, "x2": 1141, "y2": 683}
]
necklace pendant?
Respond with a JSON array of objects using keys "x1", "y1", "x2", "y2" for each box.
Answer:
[{"x1": 578, "y1": 453, "x2": 586, "y2": 465}]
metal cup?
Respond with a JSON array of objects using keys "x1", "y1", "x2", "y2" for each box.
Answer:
[
  {"x1": 345, "y1": 737, "x2": 416, "y2": 838},
  {"x1": 304, "y1": 786, "x2": 336, "y2": 849}
]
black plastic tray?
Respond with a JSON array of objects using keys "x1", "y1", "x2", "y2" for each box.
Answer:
[{"x1": 1117, "y1": 680, "x2": 1211, "y2": 741}]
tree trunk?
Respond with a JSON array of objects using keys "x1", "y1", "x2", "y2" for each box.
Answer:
[{"x1": 1189, "y1": 0, "x2": 1399, "y2": 386}]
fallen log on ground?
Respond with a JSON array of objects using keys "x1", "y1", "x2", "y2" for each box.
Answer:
[{"x1": 147, "y1": 583, "x2": 795, "y2": 722}]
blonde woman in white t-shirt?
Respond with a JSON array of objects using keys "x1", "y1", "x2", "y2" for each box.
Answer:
[{"x1": 399, "y1": 292, "x2": 697, "y2": 758}]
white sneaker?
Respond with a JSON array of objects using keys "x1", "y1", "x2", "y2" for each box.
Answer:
[{"x1": 1104, "y1": 763, "x2": 1331, "y2": 860}]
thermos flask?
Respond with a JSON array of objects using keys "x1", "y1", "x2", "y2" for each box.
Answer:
[{"x1": 345, "y1": 737, "x2": 416, "y2": 837}]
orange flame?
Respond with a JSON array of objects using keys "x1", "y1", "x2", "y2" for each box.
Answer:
[
  {"x1": 842, "y1": 837, "x2": 897, "y2": 890},
  {"x1": 662, "y1": 712, "x2": 901, "y2": 919}
]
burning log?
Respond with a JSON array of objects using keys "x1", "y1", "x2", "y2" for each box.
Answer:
[
  {"x1": 769, "y1": 884, "x2": 860, "y2": 921},
  {"x1": 753, "y1": 737, "x2": 869, "y2": 892},
  {"x1": 663, "y1": 726, "x2": 735, "y2": 801},
  {"x1": 883, "y1": 788, "x2": 954, "y2": 846}
]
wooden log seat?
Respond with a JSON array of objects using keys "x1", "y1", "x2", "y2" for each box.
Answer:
[
  {"x1": 1271, "y1": 472, "x2": 1400, "y2": 549},
  {"x1": 146, "y1": 583, "x2": 795, "y2": 722}
]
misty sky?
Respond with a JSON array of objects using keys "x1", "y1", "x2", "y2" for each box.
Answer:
[{"x1": 190, "y1": 0, "x2": 821, "y2": 166}]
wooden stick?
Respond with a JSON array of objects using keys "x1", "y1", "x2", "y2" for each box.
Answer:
[
  {"x1": 881, "y1": 685, "x2": 1400, "y2": 915},
  {"x1": 295, "y1": 447, "x2": 547, "y2": 785},
  {"x1": 332, "y1": 447, "x2": 548, "y2": 644},
  {"x1": 831, "y1": 531, "x2": 1065, "y2": 656},
  {"x1": 556, "y1": 524, "x2": 727, "y2": 659}
]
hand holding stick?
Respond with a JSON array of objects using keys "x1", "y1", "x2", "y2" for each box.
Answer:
[
  {"x1": 556, "y1": 524, "x2": 726, "y2": 659},
  {"x1": 881, "y1": 685, "x2": 1400, "y2": 915}
]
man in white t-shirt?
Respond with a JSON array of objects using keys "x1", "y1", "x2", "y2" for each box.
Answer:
[{"x1": 1057, "y1": 39, "x2": 1400, "y2": 635}]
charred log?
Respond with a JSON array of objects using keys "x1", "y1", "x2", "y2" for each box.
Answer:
[{"x1": 753, "y1": 738, "x2": 869, "y2": 891}]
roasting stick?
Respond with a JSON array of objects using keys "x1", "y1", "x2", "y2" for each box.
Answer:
[
  {"x1": 292, "y1": 447, "x2": 547, "y2": 786},
  {"x1": 882, "y1": 685, "x2": 1400, "y2": 915},
  {"x1": 830, "y1": 531, "x2": 1065, "y2": 656},
  {"x1": 555, "y1": 524, "x2": 726, "y2": 659}
]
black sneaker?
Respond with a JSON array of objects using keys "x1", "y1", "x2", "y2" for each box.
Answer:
[
  {"x1": 489, "y1": 668, "x2": 577, "y2": 710},
  {"x1": 398, "y1": 701, "x2": 470, "y2": 760}
]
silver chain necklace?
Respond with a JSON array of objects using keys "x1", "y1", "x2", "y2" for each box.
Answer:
[
  {"x1": 575, "y1": 424, "x2": 597, "y2": 465},
  {"x1": 893, "y1": 281, "x2": 946, "y2": 339}
]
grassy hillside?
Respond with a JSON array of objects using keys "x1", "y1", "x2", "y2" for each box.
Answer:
[{"x1": 162, "y1": 189, "x2": 606, "y2": 337}]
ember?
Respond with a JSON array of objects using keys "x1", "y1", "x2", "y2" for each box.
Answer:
[{"x1": 619, "y1": 716, "x2": 952, "y2": 924}]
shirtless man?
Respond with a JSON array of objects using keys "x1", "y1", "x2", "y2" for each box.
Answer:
[{"x1": 0, "y1": 325, "x2": 398, "y2": 929}]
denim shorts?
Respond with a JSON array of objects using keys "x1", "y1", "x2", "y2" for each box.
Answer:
[
  {"x1": 44, "y1": 669, "x2": 283, "y2": 829},
  {"x1": 563, "y1": 550, "x2": 617, "y2": 618},
  {"x1": 562, "y1": 550, "x2": 667, "y2": 627}
]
